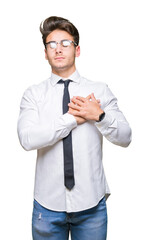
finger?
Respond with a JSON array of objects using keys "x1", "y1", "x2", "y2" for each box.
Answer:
[
  {"x1": 90, "y1": 93, "x2": 98, "y2": 102},
  {"x1": 86, "y1": 94, "x2": 91, "y2": 100},
  {"x1": 68, "y1": 108, "x2": 82, "y2": 116},
  {"x1": 91, "y1": 93, "x2": 96, "y2": 99},
  {"x1": 68, "y1": 102, "x2": 81, "y2": 111},
  {"x1": 91, "y1": 93, "x2": 101, "y2": 104},
  {"x1": 75, "y1": 96, "x2": 86, "y2": 102},
  {"x1": 68, "y1": 109, "x2": 79, "y2": 115},
  {"x1": 71, "y1": 97, "x2": 84, "y2": 106}
]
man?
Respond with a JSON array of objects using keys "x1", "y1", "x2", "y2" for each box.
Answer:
[{"x1": 17, "y1": 16, "x2": 131, "y2": 240}]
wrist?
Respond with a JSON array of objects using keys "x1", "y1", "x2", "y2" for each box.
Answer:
[{"x1": 96, "y1": 111, "x2": 105, "y2": 122}]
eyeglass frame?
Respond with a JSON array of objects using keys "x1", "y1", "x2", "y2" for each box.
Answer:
[{"x1": 45, "y1": 39, "x2": 78, "y2": 49}]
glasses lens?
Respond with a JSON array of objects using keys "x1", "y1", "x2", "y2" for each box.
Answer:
[
  {"x1": 49, "y1": 42, "x2": 57, "y2": 49},
  {"x1": 62, "y1": 40, "x2": 71, "y2": 47}
]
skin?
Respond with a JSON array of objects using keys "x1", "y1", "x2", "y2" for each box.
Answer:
[
  {"x1": 45, "y1": 29, "x2": 80, "y2": 78},
  {"x1": 45, "y1": 29, "x2": 104, "y2": 124}
]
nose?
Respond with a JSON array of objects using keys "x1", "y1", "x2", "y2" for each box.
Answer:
[{"x1": 55, "y1": 42, "x2": 62, "y2": 54}]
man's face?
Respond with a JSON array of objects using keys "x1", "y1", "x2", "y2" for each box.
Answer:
[{"x1": 45, "y1": 29, "x2": 80, "y2": 76}]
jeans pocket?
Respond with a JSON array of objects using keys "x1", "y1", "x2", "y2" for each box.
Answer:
[{"x1": 96, "y1": 196, "x2": 107, "y2": 212}]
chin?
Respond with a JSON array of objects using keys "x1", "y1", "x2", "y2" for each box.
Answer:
[{"x1": 53, "y1": 65, "x2": 68, "y2": 71}]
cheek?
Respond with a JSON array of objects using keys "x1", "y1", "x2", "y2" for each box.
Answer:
[
  {"x1": 67, "y1": 50, "x2": 76, "y2": 61},
  {"x1": 45, "y1": 50, "x2": 53, "y2": 61}
]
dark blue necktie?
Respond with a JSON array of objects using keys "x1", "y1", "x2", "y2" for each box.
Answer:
[{"x1": 58, "y1": 79, "x2": 75, "y2": 190}]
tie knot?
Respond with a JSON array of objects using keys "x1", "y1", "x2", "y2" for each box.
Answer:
[{"x1": 58, "y1": 79, "x2": 72, "y2": 87}]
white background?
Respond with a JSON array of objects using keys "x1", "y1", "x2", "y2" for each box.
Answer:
[{"x1": 0, "y1": 0, "x2": 149, "y2": 239}]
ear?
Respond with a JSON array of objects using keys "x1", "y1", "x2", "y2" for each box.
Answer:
[
  {"x1": 75, "y1": 46, "x2": 80, "y2": 57},
  {"x1": 44, "y1": 49, "x2": 48, "y2": 60}
]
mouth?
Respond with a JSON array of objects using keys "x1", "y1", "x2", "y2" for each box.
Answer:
[{"x1": 55, "y1": 57, "x2": 65, "y2": 60}]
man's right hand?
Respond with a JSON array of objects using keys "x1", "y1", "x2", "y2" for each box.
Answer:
[{"x1": 69, "y1": 110, "x2": 86, "y2": 124}]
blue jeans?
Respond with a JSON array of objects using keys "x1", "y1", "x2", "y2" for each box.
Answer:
[{"x1": 32, "y1": 197, "x2": 107, "y2": 240}]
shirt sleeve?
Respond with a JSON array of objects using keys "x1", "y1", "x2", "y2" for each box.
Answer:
[
  {"x1": 95, "y1": 84, "x2": 132, "y2": 147},
  {"x1": 17, "y1": 87, "x2": 77, "y2": 151}
]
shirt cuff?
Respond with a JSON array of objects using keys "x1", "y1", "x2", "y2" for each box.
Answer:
[
  {"x1": 95, "y1": 112, "x2": 117, "y2": 131},
  {"x1": 56, "y1": 113, "x2": 77, "y2": 133},
  {"x1": 63, "y1": 113, "x2": 77, "y2": 129}
]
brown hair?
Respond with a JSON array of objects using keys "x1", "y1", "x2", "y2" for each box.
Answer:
[{"x1": 40, "y1": 16, "x2": 79, "y2": 47}]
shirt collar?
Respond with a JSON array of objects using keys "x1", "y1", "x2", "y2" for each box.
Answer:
[{"x1": 50, "y1": 70, "x2": 81, "y2": 86}]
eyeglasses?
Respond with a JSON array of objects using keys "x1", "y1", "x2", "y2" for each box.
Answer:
[{"x1": 45, "y1": 39, "x2": 77, "y2": 49}]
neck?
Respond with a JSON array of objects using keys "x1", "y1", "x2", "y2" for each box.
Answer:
[{"x1": 52, "y1": 66, "x2": 76, "y2": 78}]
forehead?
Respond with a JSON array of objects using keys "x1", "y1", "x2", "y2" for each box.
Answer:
[{"x1": 46, "y1": 29, "x2": 74, "y2": 42}]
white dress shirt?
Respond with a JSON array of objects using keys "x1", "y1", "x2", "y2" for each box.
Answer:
[{"x1": 17, "y1": 70, "x2": 131, "y2": 213}]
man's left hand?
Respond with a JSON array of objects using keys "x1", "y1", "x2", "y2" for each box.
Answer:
[{"x1": 68, "y1": 93, "x2": 104, "y2": 121}]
